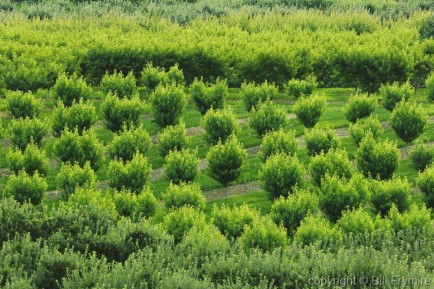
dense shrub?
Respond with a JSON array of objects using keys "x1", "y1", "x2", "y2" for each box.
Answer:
[
  {"x1": 379, "y1": 81, "x2": 413, "y2": 111},
  {"x1": 9, "y1": 117, "x2": 47, "y2": 150},
  {"x1": 343, "y1": 93, "x2": 376, "y2": 123},
  {"x1": 293, "y1": 215, "x2": 342, "y2": 246},
  {"x1": 158, "y1": 122, "x2": 189, "y2": 158},
  {"x1": 211, "y1": 204, "x2": 259, "y2": 240},
  {"x1": 355, "y1": 133, "x2": 399, "y2": 180},
  {"x1": 259, "y1": 153, "x2": 305, "y2": 199},
  {"x1": 348, "y1": 115, "x2": 383, "y2": 146},
  {"x1": 308, "y1": 149, "x2": 353, "y2": 187},
  {"x1": 202, "y1": 108, "x2": 238, "y2": 145},
  {"x1": 102, "y1": 93, "x2": 144, "y2": 132},
  {"x1": 108, "y1": 126, "x2": 151, "y2": 162},
  {"x1": 6, "y1": 90, "x2": 41, "y2": 119},
  {"x1": 293, "y1": 95, "x2": 326, "y2": 128},
  {"x1": 409, "y1": 143, "x2": 434, "y2": 172},
  {"x1": 54, "y1": 128, "x2": 104, "y2": 171},
  {"x1": 270, "y1": 190, "x2": 319, "y2": 236},
  {"x1": 4, "y1": 171, "x2": 47, "y2": 205},
  {"x1": 107, "y1": 153, "x2": 152, "y2": 194},
  {"x1": 337, "y1": 208, "x2": 375, "y2": 236},
  {"x1": 190, "y1": 78, "x2": 227, "y2": 115},
  {"x1": 52, "y1": 73, "x2": 91, "y2": 107},
  {"x1": 162, "y1": 182, "x2": 206, "y2": 211},
  {"x1": 150, "y1": 83, "x2": 187, "y2": 127},
  {"x1": 285, "y1": 76, "x2": 317, "y2": 100},
  {"x1": 249, "y1": 99, "x2": 287, "y2": 136},
  {"x1": 390, "y1": 101, "x2": 427, "y2": 143},
  {"x1": 371, "y1": 177, "x2": 411, "y2": 216},
  {"x1": 57, "y1": 162, "x2": 96, "y2": 200},
  {"x1": 416, "y1": 165, "x2": 434, "y2": 208},
  {"x1": 241, "y1": 81, "x2": 279, "y2": 112},
  {"x1": 320, "y1": 174, "x2": 368, "y2": 221},
  {"x1": 260, "y1": 128, "x2": 298, "y2": 161},
  {"x1": 206, "y1": 136, "x2": 247, "y2": 187},
  {"x1": 164, "y1": 149, "x2": 199, "y2": 184},
  {"x1": 113, "y1": 188, "x2": 158, "y2": 218},
  {"x1": 6, "y1": 143, "x2": 48, "y2": 177},
  {"x1": 163, "y1": 206, "x2": 206, "y2": 243},
  {"x1": 304, "y1": 127, "x2": 340, "y2": 156},
  {"x1": 387, "y1": 204, "x2": 432, "y2": 233},
  {"x1": 426, "y1": 72, "x2": 434, "y2": 102},
  {"x1": 52, "y1": 99, "x2": 96, "y2": 137},
  {"x1": 239, "y1": 217, "x2": 287, "y2": 252},
  {"x1": 100, "y1": 70, "x2": 137, "y2": 99}
]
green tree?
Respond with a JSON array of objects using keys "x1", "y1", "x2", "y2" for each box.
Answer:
[
  {"x1": 250, "y1": 99, "x2": 287, "y2": 136},
  {"x1": 151, "y1": 84, "x2": 187, "y2": 127},
  {"x1": 202, "y1": 108, "x2": 238, "y2": 145},
  {"x1": 390, "y1": 101, "x2": 427, "y2": 144},
  {"x1": 164, "y1": 149, "x2": 199, "y2": 184},
  {"x1": 293, "y1": 95, "x2": 326, "y2": 128}
]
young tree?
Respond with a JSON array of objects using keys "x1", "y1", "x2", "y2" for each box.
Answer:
[
  {"x1": 379, "y1": 81, "x2": 413, "y2": 111},
  {"x1": 285, "y1": 76, "x2": 317, "y2": 100},
  {"x1": 164, "y1": 149, "x2": 199, "y2": 184},
  {"x1": 293, "y1": 95, "x2": 326, "y2": 128},
  {"x1": 56, "y1": 162, "x2": 96, "y2": 200},
  {"x1": 409, "y1": 144, "x2": 434, "y2": 172},
  {"x1": 390, "y1": 101, "x2": 427, "y2": 144},
  {"x1": 202, "y1": 108, "x2": 238, "y2": 145},
  {"x1": 5, "y1": 171, "x2": 47, "y2": 205},
  {"x1": 426, "y1": 72, "x2": 434, "y2": 102},
  {"x1": 102, "y1": 93, "x2": 144, "y2": 132},
  {"x1": 108, "y1": 126, "x2": 151, "y2": 162},
  {"x1": 6, "y1": 90, "x2": 41, "y2": 119},
  {"x1": 308, "y1": 149, "x2": 353, "y2": 187},
  {"x1": 52, "y1": 99, "x2": 96, "y2": 137},
  {"x1": 250, "y1": 99, "x2": 287, "y2": 136},
  {"x1": 371, "y1": 177, "x2": 411, "y2": 216},
  {"x1": 163, "y1": 206, "x2": 206, "y2": 243},
  {"x1": 151, "y1": 83, "x2": 187, "y2": 128},
  {"x1": 293, "y1": 215, "x2": 342, "y2": 246},
  {"x1": 348, "y1": 115, "x2": 383, "y2": 146},
  {"x1": 9, "y1": 117, "x2": 48, "y2": 150},
  {"x1": 343, "y1": 94, "x2": 376, "y2": 123},
  {"x1": 190, "y1": 78, "x2": 227, "y2": 115},
  {"x1": 158, "y1": 122, "x2": 189, "y2": 158},
  {"x1": 239, "y1": 217, "x2": 287, "y2": 252},
  {"x1": 52, "y1": 73, "x2": 92, "y2": 107},
  {"x1": 113, "y1": 187, "x2": 158, "y2": 219},
  {"x1": 162, "y1": 182, "x2": 206, "y2": 211},
  {"x1": 211, "y1": 204, "x2": 259, "y2": 240},
  {"x1": 337, "y1": 208, "x2": 375, "y2": 236},
  {"x1": 241, "y1": 81, "x2": 279, "y2": 112},
  {"x1": 304, "y1": 127, "x2": 340, "y2": 156},
  {"x1": 260, "y1": 128, "x2": 298, "y2": 161},
  {"x1": 416, "y1": 165, "x2": 434, "y2": 208},
  {"x1": 7, "y1": 143, "x2": 49, "y2": 177},
  {"x1": 100, "y1": 70, "x2": 137, "y2": 99}
]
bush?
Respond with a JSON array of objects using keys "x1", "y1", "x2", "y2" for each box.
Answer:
[
  {"x1": 211, "y1": 204, "x2": 259, "y2": 240},
  {"x1": 100, "y1": 70, "x2": 137, "y2": 99},
  {"x1": 337, "y1": 208, "x2": 375, "y2": 236},
  {"x1": 343, "y1": 94, "x2": 376, "y2": 123},
  {"x1": 308, "y1": 149, "x2": 353, "y2": 187},
  {"x1": 355, "y1": 133, "x2": 399, "y2": 180},
  {"x1": 270, "y1": 190, "x2": 319, "y2": 236},
  {"x1": 6, "y1": 90, "x2": 41, "y2": 119},
  {"x1": 371, "y1": 177, "x2": 411, "y2": 216},
  {"x1": 6, "y1": 143, "x2": 49, "y2": 177},
  {"x1": 102, "y1": 93, "x2": 144, "y2": 132},
  {"x1": 113, "y1": 188, "x2": 158, "y2": 218},
  {"x1": 293, "y1": 95, "x2": 326, "y2": 128},
  {"x1": 52, "y1": 73, "x2": 91, "y2": 107},
  {"x1": 259, "y1": 153, "x2": 305, "y2": 199},
  {"x1": 150, "y1": 83, "x2": 187, "y2": 127},
  {"x1": 260, "y1": 128, "x2": 298, "y2": 162},
  {"x1": 379, "y1": 81, "x2": 413, "y2": 111},
  {"x1": 52, "y1": 99, "x2": 96, "y2": 137},
  {"x1": 163, "y1": 206, "x2": 206, "y2": 243},
  {"x1": 158, "y1": 122, "x2": 189, "y2": 158},
  {"x1": 250, "y1": 99, "x2": 287, "y2": 136},
  {"x1": 304, "y1": 127, "x2": 340, "y2": 156},
  {"x1": 140, "y1": 62, "x2": 184, "y2": 94},
  {"x1": 162, "y1": 182, "x2": 206, "y2": 211},
  {"x1": 293, "y1": 215, "x2": 342, "y2": 246},
  {"x1": 190, "y1": 78, "x2": 227, "y2": 115},
  {"x1": 107, "y1": 153, "x2": 152, "y2": 194},
  {"x1": 164, "y1": 149, "x2": 199, "y2": 184},
  {"x1": 108, "y1": 126, "x2": 151, "y2": 162},
  {"x1": 241, "y1": 81, "x2": 279, "y2": 112},
  {"x1": 416, "y1": 165, "x2": 434, "y2": 208},
  {"x1": 390, "y1": 101, "x2": 427, "y2": 143},
  {"x1": 5, "y1": 171, "x2": 47, "y2": 205},
  {"x1": 388, "y1": 204, "x2": 432, "y2": 234},
  {"x1": 409, "y1": 143, "x2": 434, "y2": 172},
  {"x1": 206, "y1": 135, "x2": 247, "y2": 187},
  {"x1": 320, "y1": 174, "x2": 368, "y2": 221},
  {"x1": 285, "y1": 76, "x2": 317, "y2": 100},
  {"x1": 57, "y1": 162, "x2": 96, "y2": 200},
  {"x1": 239, "y1": 217, "x2": 287, "y2": 252},
  {"x1": 426, "y1": 72, "x2": 434, "y2": 102},
  {"x1": 54, "y1": 128, "x2": 104, "y2": 171},
  {"x1": 202, "y1": 108, "x2": 238, "y2": 145},
  {"x1": 9, "y1": 117, "x2": 47, "y2": 150},
  {"x1": 348, "y1": 115, "x2": 383, "y2": 146}
]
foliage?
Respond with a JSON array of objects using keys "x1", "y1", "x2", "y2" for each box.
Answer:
[
  {"x1": 141, "y1": 62, "x2": 184, "y2": 93},
  {"x1": 426, "y1": 72, "x2": 434, "y2": 102},
  {"x1": 100, "y1": 70, "x2": 137, "y2": 99},
  {"x1": 9, "y1": 117, "x2": 47, "y2": 151},
  {"x1": 202, "y1": 108, "x2": 238, "y2": 145},
  {"x1": 409, "y1": 143, "x2": 434, "y2": 172},
  {"x1": 158, "y1": 121, "x2": 189, "y2": 158},
  {"x1": 113, "y1": 188, "x2": 158, "y2": 218},
  {"x1": 419, "y1": 14, "x2": 434, "y2": 40},
  {"x1": 162, "y1": 182, "x2": 206, "y2": 211},
  {"x1": 379, "y1": 81, "x2": 413, "y2": 111},
  {"x1": 348, "y1": 115, "x2": 383, "y2": 146},
  {"x1": 249, "y1": 99, "x2": 287, "y2": 136},
  {"x1": 285, "y1": 76, "x2": 317, "y2": 100},
  {"x1": 57, "y1": 162, "x2": 96, "y2": 200},
  {"x1": 260, "y1": 128, "x2": 298, "y2": 162},
  {"x1": 259, "y1": 153, "x2": 304, "y2": 199},
  {"x1": 150, "y1": 83, "x2": 187, "y2": 127},
  {"x1": 190, "y1": 78, "x2": 227, "y2": 115},
  {"x1": 337, "y1": 208, "x2": 375, "y2": 236},
  {"x1": 211, "y1": 204, "x2": 259, "y2": 240},
  {"x1": 241, "y1": 81, "x2": 279, "y2": 112},
  {"x1": 52, "y1": 99, "x2": 96, "y2": 137},
  {"x1": 163, "y1": 206, "x2": 206, "y2": 243},
  {"x1": 390, "y1": 101, "x2": 427, "y2": 143},
  {"x1": 4, "y1": 171, "x2": 47, "y2": 205},
  {"x1": 6, "y1": 90, "x2": 41, "y2": 119},
  {"x1": 387, "y1": 204, "x2": 432, "y2": 234},
  {"x1": 52, "y1": 73, "x2": 91, "y2": 107},
  {"x1": 164, "y1": 149, "x2": 199, "y2": 184},
  {"x1": 343, "y1": 93, "x2": 376, "y2": 123},
  {"x1": 371, "y1": 177, "x2": 411, "y2": 216},
  {"x1": 304, "y1": 127, "x2": 340, "y2": 156},
  {"x1": 108, "y1": 126, "x2": 151, "y2": 162},
  {"x1": 308, "y1": 149, "x2": 353, "y2": 187},
  {"x1": 239, "y1": 217, "x2": 287, "y2": 252},
  {"x1": 355, "y1": 133, "x2": 399, "y2": 180},
  {"x1": 6, "y1": 143, "x2": 49, "y2": 177},
  {"x1": 102, "y1": 93, "x2": 144, "y2": 132},
  {"x1": 293, "y1": 215, "x2": 342, "y2": 246},
  {"x1": 206, "y1": 135, "x2": 247, "y2": 187},
  {"x1": 416, "y1": 165, "x2": 434, "y2": 208},
  {"x1": 293, "y1": 95, "x2": 326, "y2": 128}
]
